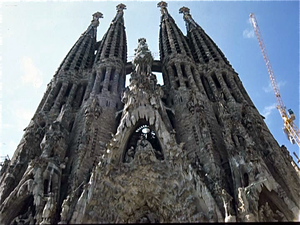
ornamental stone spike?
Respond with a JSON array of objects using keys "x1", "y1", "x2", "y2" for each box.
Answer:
[
  {"x1": 157, "y1": 1, "x2": 168, "y2": 18},
  {"x1": 91, "y1": 12, "x2": 103, "y2": 28},
  {"x1": 132, "y1": 38, "x2": 154, "y2": 76},
  {"x1": 116, "y1": 3, "x2": 127, "y2": 12},
  {"x1": 179, "y1": 6, "x2": 197, "y2": 31},
  {"x1": 112, "y1": 3, "x2": 126, "y2": 24}
]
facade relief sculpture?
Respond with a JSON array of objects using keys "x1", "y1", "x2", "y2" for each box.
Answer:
[{"x1": 0, "y1": 3, "x2": 299, "y2": 224}]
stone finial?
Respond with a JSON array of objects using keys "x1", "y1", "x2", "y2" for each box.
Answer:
[
  {"x1": 116, "y1": 3, "x2": 127, "y2": 12},
  {"x1": 112, "y1": 3, "x2": 126, "y2": 24},
  {"x1": 91, "y1": 12, "x2": 103, "y2": 27},
  {"x1": 179, "y1": 6, "x2": 197, "y2": 31},
  {"x1": 157, "y1": 1, "x2": 168, "y2": 19},
  {"x1": 157, "y1": 1, "x2": 168, "y2": 9},
  {"x1": 179, "y1": 6, "x2": 190, "y2": 15},
  {"x1": 132, "y1": 38, "x2": 153, "y2": 76}
]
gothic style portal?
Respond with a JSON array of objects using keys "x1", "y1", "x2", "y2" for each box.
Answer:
[{"x1": 1, "y1": 2, "x2": 300, "y2": 224}]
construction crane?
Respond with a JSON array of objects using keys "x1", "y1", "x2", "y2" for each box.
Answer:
[{"x1": 249, "y1": 13, "x2": 300, "y2": 147}]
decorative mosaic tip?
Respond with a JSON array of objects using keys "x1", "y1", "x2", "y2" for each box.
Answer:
[
  {"x1": 117, "y1": 3, "x2": 127, "y2": 11},
  {"x1": 157, "y1": 1, "x2": 168, "y2": 9},
  {"x1": 179, "y1": 6, "x2": 190, "y2": 15}
]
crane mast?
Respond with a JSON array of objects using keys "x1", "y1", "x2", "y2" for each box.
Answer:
[{"x1": 249, "y1": 13, "x2": 300, "y2": 147}]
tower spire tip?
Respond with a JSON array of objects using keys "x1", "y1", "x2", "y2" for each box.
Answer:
[
  {"x1": 91, "y1": 12, "x2": 103, "y2": 27},
  {"x1": 116, "y1": 3, "x2": 127, "y2": 11},
  {"x1": 157, "y1": 1, "x2": 168, "y2": 9}
]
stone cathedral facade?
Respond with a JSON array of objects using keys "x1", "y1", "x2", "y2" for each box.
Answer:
[{"x1": 1, "y1": 2, "x2": 299, "y2": 224}]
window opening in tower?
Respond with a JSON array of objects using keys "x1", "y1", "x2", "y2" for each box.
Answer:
[
  {"x1": 181, "y1": 64, "x2": 187, "y2": 78},
  {"x1": 200, "y1": 75, "x2": 215, "y2": 102},
  {"x1": 100, "y1": 68, "x2": 106, "y2": 82},
  {"x1": 211, "y1": 72, "x2": 221, "y2": 89},
  {"x1": 123, "y1": 122, "x2": 164, "y2": 163},
  {"x1": 110, "y1": 68, "x2": 116, "y2": 81}
]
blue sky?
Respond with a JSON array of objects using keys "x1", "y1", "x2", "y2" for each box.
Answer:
[{"x1": 0, "y1": 1, "x2": 299, "y2": 165}]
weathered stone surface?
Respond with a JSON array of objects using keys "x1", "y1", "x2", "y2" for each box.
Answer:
[{"x1": 0, "y1": 2, "x2": 299, "y2": 224}]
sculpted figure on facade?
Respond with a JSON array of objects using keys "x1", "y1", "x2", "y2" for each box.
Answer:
[
  {"x1": 59, "y1": 195, "x2": 71, "y2": 224},
  {"x1": 84, "y1": 97, "x2": 102, "y2": 122},
  {"x1": 1, "y1": 3, "x2": 300, "y2": 224},
  {"x1": 135, "y1": 135, "x2": 158, "y2": 163},
  {"x1": 132, "y1": 38, "x2": 153, "y2": 76},
  {"x1": 124, "y1": 146, "x2": 135, "y2": 163},
  {"x1": 41, "y1": 192, "x2": 56, "y2": 224},
  {"x1": 237, "y1": 186, "x2": 249, "y2": 215},
  {"x1": 40, "y1": 121, "x2": 64, "y2": 159},
  {"x1": 221, "y1": 189, "x2": 236, "y2": 222}
]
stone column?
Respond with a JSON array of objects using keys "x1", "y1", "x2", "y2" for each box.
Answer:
[
  {"x1": 42, "y1": 83, "x2": 62, "y2": 111},
  {"x1": 66, "y1": 84, "x2": 78, "y2": 105},
  {"x1": 52, "y1": 83, "x2": 69, "y2": 110}
]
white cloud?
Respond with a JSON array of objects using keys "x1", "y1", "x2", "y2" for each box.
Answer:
[
  {"x1": 263, "y1": 80, "x2": 287, "y2": 93},
  {"x1": 262, "y1": 103, "x2": 277, "y2": 119},
  {"x1": 20, "y1": 57, "x2": 43, "y2": 88},
  {"x1": 243, "y1": 29, "x2": 255, "y2": 39},
  {"x1": 8, "y1": 101, "x2": 34, "y2": 130}
]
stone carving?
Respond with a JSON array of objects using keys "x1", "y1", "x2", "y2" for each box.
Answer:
[
  {"x1": 179, "y1": 6, "x2": 197, "y2": 31},
  {"x1": 124, "y1": 146, "x2": 135, "y2": 163},
  {"x1": 112, "y1": 3, "x2": 126, "y2": 24},
  {"x1": 17, "y1": 179, "x2": 34, "y2": 197},
  {"x1": 84, "y1": 11, "x2": 103, "y2": 36},
  {"x1": 41, "y1": 193, "x2": 56, "y2": 224},
  {"x1": 132, "y1": 38, "x2": 153, "y2": 75},
  {"x1": 59, "y1": 195, "x2": 71, "y2": 224},
  {"x1": 91, "y1": 12, "x2": 103, "y2": 27},
  {"x1": 238, "y1": 187, "x2": 249, "y2": 214},
  {"x1": 221, "y1": 189, "x2": 236, "y2": 222},
  {"x1": 84, "y1": 97, "x2": 102, "y2": 121},
  {"x1": 157, "y1": 1, "x2": 168, "y2": 19},
  {"x1": 10, "y1": 207, "x2": 35, "y2": 225},
  {"x1": 1, "y1": 4, "x2": 300, "y2": 224},
  {"x1": 258, "y1": 202, "x2": 281, "y2": 222},
  {"x1": 40, "y1": 121, "x2": 65, "y2": 160}
]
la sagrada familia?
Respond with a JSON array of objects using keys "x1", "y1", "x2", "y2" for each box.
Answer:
[{"x1": 1, "y1": 2, "x2": 299, "y2": 224}]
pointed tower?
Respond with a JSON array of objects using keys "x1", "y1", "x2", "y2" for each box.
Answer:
[
  {"x1": 178, "y1": 5, "x2": 300, "y2": 223},
  {"x1": 0, "y1": 2, "x2": 299, "y2": 224},
  {"x1": 180, "y1": 6, "x2": 253, "y2": 105},
  {"x1": 0, "y1": 6, "x2": 128, "y2": 224},
  {"x1": 0, "y1": 11, "x2": 104, "y2": 224},
  {"x1": 68, "y1": 38, "x2": 224, "y2": 223},
  {"x1": 158, "y1": 2, "x2": 237, "y2": 216},
  {"x1": 65, "y1": 3, "x2": 127, "y2": 194}
]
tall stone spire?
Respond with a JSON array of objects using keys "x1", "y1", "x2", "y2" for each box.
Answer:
[
  {"x1": 179, "y1": 6, "x2": 230, "y2": 66},
  {"x1": 158, "y1": 1, "x2": 192, "y2": 62},
  {"x1": 87, "y1": 4, "x2": 127, "y2": 102},
  {"x1": 0, "y1": 3, "x2": 299, "y2": 224},
  {"x1": 56, "y1": 12, "x2": 103, "y2": 73},
  {"x1": 178, "y1": 6, "x2": 197, "y2": 32},
  {"x1": 95, "y1": 3, "x2": 127, "y2": 63},
  {"x1": 66, "y1": 38, "x2": 222, "y2": 223}
]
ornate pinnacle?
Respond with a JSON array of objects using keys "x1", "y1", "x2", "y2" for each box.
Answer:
[
  {"x1": 179, "y1": 6, "x2": 190, "y2": 15},
  {"x1": 91, "y1": 12, "x2": 103, "y2": 28},
  {"x1": 116, "y1": 3, "x2": 127, "y2": 12},
  {"x1": 132, "y1": 38, "x2": 153, "y2": 76},
  {"x1": 179, "y1": 6, "x2": 197, "y2": 31},
  {"x1": 157, "y1": 1, "x2": 168, "y2": 17},
  {"x1": 112, "y1": 3, "x2": 126, "y2": 24},
  {"x1": 157, "y1": 1, "x2": 168, "y2": 9}
]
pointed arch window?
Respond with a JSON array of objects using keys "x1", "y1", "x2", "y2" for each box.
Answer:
[{"x1": 123, "y1": 121, "x2": 164, "y2": 163}]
